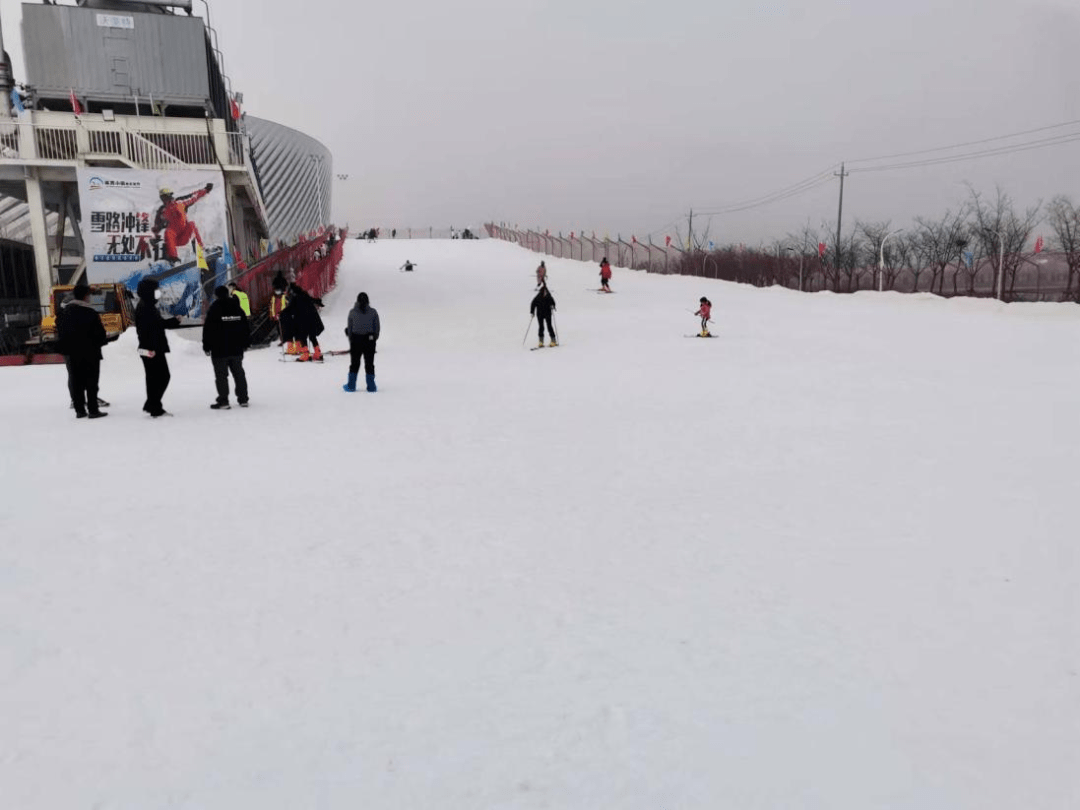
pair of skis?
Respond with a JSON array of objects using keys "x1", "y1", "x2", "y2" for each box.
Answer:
[{"x1": 278, "y1": 349, "x2": 349, "y2": 362}]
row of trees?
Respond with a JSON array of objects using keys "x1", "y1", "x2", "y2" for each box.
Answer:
[{"x1": 671, "y1": 188, "x2": 1080, "y2": 302}]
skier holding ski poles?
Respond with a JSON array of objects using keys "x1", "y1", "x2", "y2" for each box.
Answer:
[
  {"x1": 530, "y1": 285, "x2": 557, "y2": 348},
  {"x1": 694, "y1": 296, "x2": 712, "y2": 337},
  {"x1": 536, "y1": 261, "x2": 547, "y2": 288}
]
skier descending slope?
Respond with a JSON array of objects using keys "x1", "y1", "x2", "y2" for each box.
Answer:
[
  {"x1": 530, "y1": 285, "x2": 557, "y2": 348},
  {"x1": 599, "y1": 257, "x2": 612, "y2": 292},
  {"x1": 694, "y1": 296, "x2": 712, "y2": 337}
]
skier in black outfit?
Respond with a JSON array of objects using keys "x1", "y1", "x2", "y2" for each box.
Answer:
[
  {"x1": 55, "y1": 283, "x2": 110, "y2": 418},
  {"x1": 343, "y1": 291, "x2": 381, "y2": 393},
  {"x1": 135, "y1": 277, "x2": 182, "y2": 417},
  {"x1": 530, "y1": 285, "x2": 557, "y2": 347},
  {"x1": 202, "y1": 285, "x2": 251, "y2": 409},
  {"x1": 287, "y1": 282, "x2": 325, "y2": 361}
]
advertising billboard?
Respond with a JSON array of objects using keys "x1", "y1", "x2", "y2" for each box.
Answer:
[{"x1": 77, "y1": 167, "x2": 228, "y2": 318}]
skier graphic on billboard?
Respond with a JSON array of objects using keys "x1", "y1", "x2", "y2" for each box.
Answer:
[{"x1": 152, "y1": 182, "x2": 214, "y2": 264}]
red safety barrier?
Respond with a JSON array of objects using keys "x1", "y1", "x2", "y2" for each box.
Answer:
[{"x1": 218, "y1": 229, "x2": 347, "y2": 319}]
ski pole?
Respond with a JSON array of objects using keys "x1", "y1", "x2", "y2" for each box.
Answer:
[
  {"x1": 552, "y1": 311, "x2": 559, "y2": 344},
  {"x1": 522, "y1": 314, "x2": 534, "y2": 346}
]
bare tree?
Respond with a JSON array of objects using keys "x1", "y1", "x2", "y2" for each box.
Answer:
[
  {"x1": 857, "y1": 220, "x2": 905, "y2": 291},
  {"x1": 1046, "y1": 195, "x2": 1080, "y2": 301},
  {"x1": 912, "y1": 207, "x2": 969, "y2": 296},
  {"x1": 887, "y1": 232, "x2": 918, "y2": 291},
  {"x1": 968, "y1": 186, "x2": 1040, "y2": 300},
  {"x1": 957, "y1": 224, "x2": 986, "y2": 295}
]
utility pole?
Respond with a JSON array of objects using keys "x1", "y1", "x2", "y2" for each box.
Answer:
[
  {"x1": 687, "y1": 208, "x2": 694, "y2": 251},
  {"x1": 834, "y1": 163, "x2": 848, "y2": 272}
]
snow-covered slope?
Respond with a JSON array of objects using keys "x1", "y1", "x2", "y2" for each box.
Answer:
[{"x1": 2, "y1": 239, "x2": 1078, "y2": 809}]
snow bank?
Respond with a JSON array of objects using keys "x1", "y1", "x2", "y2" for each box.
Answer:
[{"x1": 2, "y1": 239, "x2": 1077, "y2": 809}]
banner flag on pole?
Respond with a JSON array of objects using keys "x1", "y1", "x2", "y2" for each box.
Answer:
[{"x1": 69, "y1": 89, "x2": 82, "y2": 116}]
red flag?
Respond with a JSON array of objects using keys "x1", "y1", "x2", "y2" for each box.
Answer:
[
  {"x1": 230, "y1": 97, "x2": 241, "y2": 120},
  {"x1": 69, "y1": 89, "x2": 82, "y2": 116},
  {"x1": 1034, "y1": 235, "x2": 1044, "y2": 254},
  {"x1": 632, "y1": 235, "x2": 637, "y2": 243},
  {"x1": 570, "y1": 231, "x2": 574, "y2": 239},
  {"x1": 818, "y1": 242, "x2": 827, "y2": 258},
  {"x1": 665, "y1": 235, "x2": 671, "y2": 247}
]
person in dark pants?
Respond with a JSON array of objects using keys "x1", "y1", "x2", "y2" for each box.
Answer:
[
  {"x1": 135, "y1": 277, "x2": 181, "y2": 417},
  {"x1": 343, "y1": 291, "x2": 380, "y2": 392},
  {"x1": 530, "y1": 285, "x2": 557, "y2": 347},
  {"x1": 288, "y1": 283, "x2": 325, "y2": 362},
  {"x1": 202, "y1": 285, "x2": 250, "y2": 409},
  {"x1": 55, "y1": 283, "x2": 109, "y2": 419}
]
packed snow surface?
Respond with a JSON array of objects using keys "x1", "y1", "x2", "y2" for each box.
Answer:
[{"x1": 2, "y1": 239, "x2": 1078, "y2": 809}]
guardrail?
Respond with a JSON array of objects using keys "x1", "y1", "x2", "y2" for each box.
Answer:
[
  {"x1": 208, "y1": 229, "x2": 347, "y2": 342},
  {"x1": 0, "y1": 120, "x2": 249, "y2": 170}
]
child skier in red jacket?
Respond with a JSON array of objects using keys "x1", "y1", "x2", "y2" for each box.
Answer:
[
  {"x1": 599, "y1": 258, "x2": 612, "y2": 292},
  {"x1": 694, "y1": 297, "x2": 712, "y2": 336}
]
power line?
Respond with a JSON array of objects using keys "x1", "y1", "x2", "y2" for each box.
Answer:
[
  {"x1": 696, "y1": 166, "x2": 838, "y2": 215},
  {"x1": 849, "y1": 131, "x2": 1080, "y2": 174},
  {"x1": 667, "y1": 119, "x2": 1080, "y2": 232},
  {"x1": 847, "y1": 118, "x2": 1080, "y2": 165}
]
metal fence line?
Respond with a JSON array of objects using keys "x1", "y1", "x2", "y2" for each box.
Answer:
[{"x1": 484, "y1": 222, "x2": 1078, "y2": 302}]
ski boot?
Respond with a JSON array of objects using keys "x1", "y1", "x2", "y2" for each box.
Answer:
[
  {"x1": 298, "y1": 346, "x2": 311, "y2": 362},
  {"x1": 700, "y1": 329, "x2": 710, "y2": 337},
  {"x1": 549, "y1": 339, "x2": 558, "y2": 347},
  {"x1": 313, "y1": 345, "x2": 323, "y2": 362},
  {"x1": 537, "y1": 341, "x2": 544, "y2": 348}
]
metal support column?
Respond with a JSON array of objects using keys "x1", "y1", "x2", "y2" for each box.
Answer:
[{"x1": 25, "y1": 169, "x2": 55, "y2": 306}]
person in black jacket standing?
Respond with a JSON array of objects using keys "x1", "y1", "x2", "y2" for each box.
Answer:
[
  {"x1": 202, "y1": 285, "x2": 250, "y2": 409},
  {"x1": 135, "y1": 277, "x2": 181, "y2": 417},
  {"x1": 529, "y1": 285, "x2": 557, "y2": 348},
  {"x1": 56, "y1": 283, "x2": 109, "y2": 419},
  {"x1": 288, "y1": 282, "x2": 325, "y2": 362}
]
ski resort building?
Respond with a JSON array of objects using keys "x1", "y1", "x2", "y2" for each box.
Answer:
[{"x1": 0, "y1": 0, "x2": 332, "y2": 334}]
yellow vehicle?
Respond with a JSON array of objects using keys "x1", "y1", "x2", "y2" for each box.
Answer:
[{"x1": 32, "y1": 283, "x2": 136, "y2": 346}]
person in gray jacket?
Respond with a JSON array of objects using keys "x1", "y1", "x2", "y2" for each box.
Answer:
[{"x1": 343, "y1": 291, "x2": 380, "y2": 392}]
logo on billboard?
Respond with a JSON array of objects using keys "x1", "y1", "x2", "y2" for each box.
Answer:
[{"x1": 88, "y1": 177, "x2": 141, "y2": 191}]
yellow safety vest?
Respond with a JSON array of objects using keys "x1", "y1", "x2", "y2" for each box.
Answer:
[{"x1": 232, "y1": 290, "x2": 251, "y2": 316}]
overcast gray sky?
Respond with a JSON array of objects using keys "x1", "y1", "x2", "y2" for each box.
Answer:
[{"x1": 4, "y1": 0, "x2": 1080, "y2": 244}]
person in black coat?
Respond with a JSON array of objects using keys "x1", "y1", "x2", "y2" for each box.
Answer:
[
  {"x1": 135, "y1": 277, "x2": 182, "y2": 417},
  {"x1": 56, "y1": 283, "x2": 109, "y2": 418},
  {"x1": 529, "y1": 285, "x2": 557, "y2": 347},
  {"x1": 202, "y1": 286, "x2": 250, "y2": 409},
  {"x1": 287, "y1": 283, "x2": 325, "y2": 361}
]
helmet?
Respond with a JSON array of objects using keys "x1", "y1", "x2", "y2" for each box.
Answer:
[{"x1": 159, "y1": 187, "x2": 173, "y2": 196}]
